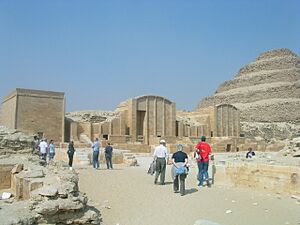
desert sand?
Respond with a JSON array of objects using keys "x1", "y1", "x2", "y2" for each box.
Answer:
[{"x1": 78, "y1": 156, "x2": 300, "y2": 225}]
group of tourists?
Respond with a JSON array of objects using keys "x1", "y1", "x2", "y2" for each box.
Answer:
[
  {"x1": 152, "y1": 136, "x2": 212, "y2": 196},
  {"x1": 32, "y1": 136, "x2": 56, "y2": 163},
  {"x1": 67, "y1": 138, "x2": 114, "y2": 170}
]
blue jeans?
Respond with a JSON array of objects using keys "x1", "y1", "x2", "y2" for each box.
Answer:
[
  {"x1": 49, "y1": 152, "x2": 55, "y2": 160},
  {"x1": 197, "y1": 161, "x2": 209, "y2": 185},
  {"x1": 93, "y1": 151, "x2": 99, "y2": 169}
]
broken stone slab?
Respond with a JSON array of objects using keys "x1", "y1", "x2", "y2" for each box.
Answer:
[
  {"x1": 38, "y1": 186, "x2": 58, "y2": 197},
  {"x1": 24, "y1": 170, "x2": 44, "y2": 178},
  {"x1": 11, "y1": 163, "x2": 24, "y2": 174},
  {"x1": 35, "y1": 200, "x2": 59, "y2": 215},
  {"x1": 194, "y1": 219, "x2": 223, "y2": 225}
]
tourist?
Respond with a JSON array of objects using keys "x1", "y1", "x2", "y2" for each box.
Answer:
[
  {"x1": 104, "y1": 142, "x2": 113, "y2": 169},
  {"x1": 172, "y1": 144, "x2": 188, "y2": 196},
  {"x1": 195, "y1": 136, "x2": 212, "y2": 187},
  {"x1": 39, "y1": 138, "x2": 48, "y2": 161},
  {"x1": 48, "y1": 140, "x2": 55, "y2": 161},
  {"x1": 246, "y1": 147, "x2": 255, "y2": 158},
  {"x1": 67, "y1": 141, "x2": 76, "y2": 170},
  {"x1": 92, "y1": 138, "x2": 100, "y2": 169},
  {"x1": 153, "y1": 139, "x2": 169, "y2": 185},
  {"x1": 32, "y1": 135, "x2": 39, "y2": 154}
]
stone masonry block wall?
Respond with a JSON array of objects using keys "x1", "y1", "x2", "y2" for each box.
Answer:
[
  {"x1": 2, "y1": 89, "x2": 65, "y2": 142},
  {"x1": 17, "y1": 94, "x2": 64, "y2": 142}
]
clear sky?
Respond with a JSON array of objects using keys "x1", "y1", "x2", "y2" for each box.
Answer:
[{"x1": 0, "y1": 0, "x2": 299, "y2": 112}]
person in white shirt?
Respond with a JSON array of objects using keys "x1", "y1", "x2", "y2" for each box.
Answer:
[
  {"x1": 39, "y1": 139, "x2": 48, "y2": 161},
  {"x1": 153, "y1": 139, "x2": 169, "y2": 185}
]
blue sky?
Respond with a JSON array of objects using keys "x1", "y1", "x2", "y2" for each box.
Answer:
[{"x1": 0, "y1": 0, "x2": 299, "y2": 111}]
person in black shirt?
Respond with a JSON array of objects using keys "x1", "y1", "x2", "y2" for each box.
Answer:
[
  {"x1": 105, "y1": 142, "x2": 113, "y2": 169},
  {"x1": 246, "y1": 147, "x2": 255, "y2": 159},
  {"x1": 172, "y1": 144, "x2": 188, "y2": 196}
]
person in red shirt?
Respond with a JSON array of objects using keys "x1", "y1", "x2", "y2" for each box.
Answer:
[{"x1": 195, "y1": 136, "x2": 212, "y2": 187}]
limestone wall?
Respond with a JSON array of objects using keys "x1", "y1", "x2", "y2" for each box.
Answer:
[
  {"x1": 1, "y1": 89, "x2": 65, "y2": 142},
  {"x1": 216, "y1": 162, "x2": 300, "y2": 195},
  {"x1": 1, "y1": 91, "x2": 17, "y2": 129}
]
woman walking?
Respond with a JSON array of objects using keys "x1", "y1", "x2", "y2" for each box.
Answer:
[{"x1": 171, "y1": 144, "x2": 188, "y2": 196}]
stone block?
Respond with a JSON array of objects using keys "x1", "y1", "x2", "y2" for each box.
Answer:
[{"x1": 11, "y1": 164, "x2": 23, "y2": 174}]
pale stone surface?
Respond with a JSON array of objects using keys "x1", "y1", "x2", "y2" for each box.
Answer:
[
  {"x1": 38, "y1": 186, "x2": 58, "y2": 197},
  {"x1": 194, "y1": 220, "x2": 223, "y2": 225}
]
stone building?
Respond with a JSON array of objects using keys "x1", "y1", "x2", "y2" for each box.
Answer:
[
  {"x1": 1, "y1": 88, "x2": 65, "y2": 142},
  {"x1": 65, "y1": 95, "x2": 246, "y2": 153},
  {"x1": 66, "y1": 95, "x2": 177, "y2": 147}
]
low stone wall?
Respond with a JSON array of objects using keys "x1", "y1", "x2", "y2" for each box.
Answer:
[
  {"x1": 215, "y1": 162, "x2": 300, "y2": 195},
  {"x1": 113, "y1": 143, "x2": 152, "y2": 153}
]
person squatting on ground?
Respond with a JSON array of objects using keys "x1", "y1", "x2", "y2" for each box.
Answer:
[
  {"x1": 48, "y1": 140, "x2": 55, "y2": 161},
  {"x1": 67, "y1": 141, "x2": 76, "y2": 170},
  {"x1": 153, "y1": 139, "x2": 169, "y2": 185},
  {"x1": 92, "y1": 138, "x2": 100, "y2": 169},
  {"x1": 172, "y1": 144, "x2": 188, "y2": 196},
  {"x1": 195, "y1": 136, "x2": 212, "y2": 187},
  {"x1": 39, "y1": 139, "x2": 48, "y2": 161},
  {"x1": 104, "y1": 142, "x2": 113, "y2": 169},
  {"x1": 246, "y1": 147, "x2": 255, "y2": 158}
]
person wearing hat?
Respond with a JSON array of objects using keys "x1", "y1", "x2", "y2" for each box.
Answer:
[
  {"x1": 153, "y1": 139, "x2": 169, "y2": 185},
  {"x1": 171, "y1": 144, "x2": 188, "y2": 196},
  {"x1": 195, "y1": 136, "x2": 212, "y2": 187}
]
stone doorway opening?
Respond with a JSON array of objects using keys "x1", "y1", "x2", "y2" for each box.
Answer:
[
  {"x1": 226, "y1": 144, "x2": 231, "y2": 152},
  {"x1": 137, "y1": 110, "x2": 146, "y2": 142}
]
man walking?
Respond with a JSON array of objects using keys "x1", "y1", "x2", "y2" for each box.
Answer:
[
  {"x1": 92, "y1": 138, "x2": 100, "y2": 169},
  {"x1": 195, "y1": 136, "x2": 212, "y2": 187},
  {"x1": 153, "y1": 139, "x2": 169, "y2": 185},
  {"x1": 39, "y1": 138, "x2": 48, "y2": 162},
  {"x1": 104, "y1": 142, "x2": 113, "y2": 169}
]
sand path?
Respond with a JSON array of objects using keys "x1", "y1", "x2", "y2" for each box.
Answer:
[{"x1": 78, "y1": 157, "x2": 300, "y2": 225}]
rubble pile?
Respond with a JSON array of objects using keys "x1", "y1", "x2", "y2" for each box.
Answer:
[
  {"x1": 0, "y1": 155, "x2": 101, "y2": 225},
  {"x1": 0, "y1": 126, "x2": 32, "y2": 154},
  {"x1": 66, "y1": 110, "x2": 119, "y2": 123}
]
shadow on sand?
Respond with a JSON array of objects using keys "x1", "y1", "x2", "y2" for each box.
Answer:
[{"x1": 185, "y1": 188, "x2": 198, "y2": 195}]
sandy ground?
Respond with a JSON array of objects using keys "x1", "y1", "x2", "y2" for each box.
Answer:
[{"x1": 78, "y1": 157, "x2": 300, "y2": 225}]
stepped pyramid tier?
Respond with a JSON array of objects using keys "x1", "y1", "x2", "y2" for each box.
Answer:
[{"x1": 198, "y1": 48, "x2": 300, "y2": 123}]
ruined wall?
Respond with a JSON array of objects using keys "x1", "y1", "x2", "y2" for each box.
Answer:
[{"x1": 216, "y1": 163, "x2": 300, "y2": 195}]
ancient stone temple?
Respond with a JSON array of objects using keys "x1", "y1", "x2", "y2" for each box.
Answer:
[{"x1": 1, "y1": 88, "x2": 65, "y2": 142}]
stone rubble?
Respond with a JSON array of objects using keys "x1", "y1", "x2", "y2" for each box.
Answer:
[
  {"x1": 0, "y1": 126, "x2": 33, "y2": 153},
  {"x1": 0, "y1": 155, "x2": 101, "y2": 225}
]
